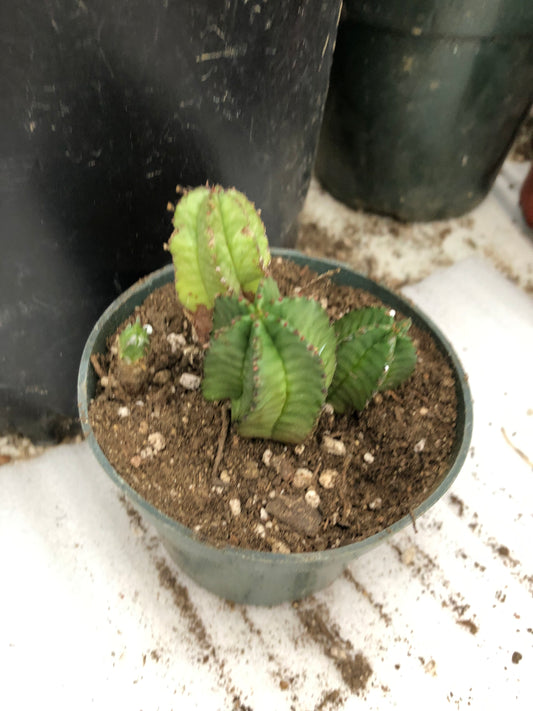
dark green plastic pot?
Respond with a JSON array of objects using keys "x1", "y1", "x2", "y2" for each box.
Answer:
[
  {"x1": 78, "y1": 250, "x2": 473, "y2": 605},
  {"x1": 315, "y1": 0, "x2": 533, "y2": 221}
]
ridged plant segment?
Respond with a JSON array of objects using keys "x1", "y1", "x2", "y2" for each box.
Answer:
[
  {"x1": 168, "y1": 185, "x2": 271, "y2": 314},
  {"x1": 327, "y1": 307, "x2": 417, "y2": 414},
  {"x1": 203, "y1": 279, "x2": 337, "y2": 444}
]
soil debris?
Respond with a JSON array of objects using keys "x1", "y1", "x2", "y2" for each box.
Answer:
[
  {"x1": 296, "y1": 599, "x2": 373, "y2": 695},
  {"x1": 457, "y1": 618, "x2": 479, "y2": 636}
]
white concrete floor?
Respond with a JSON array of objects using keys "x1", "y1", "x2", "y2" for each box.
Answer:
[
  {"x1": 298, "y1": 161, "x2": 533, "y2": 292},
  {"x1": 1, "y1": 160, "x2": 532, "y2": 710}
]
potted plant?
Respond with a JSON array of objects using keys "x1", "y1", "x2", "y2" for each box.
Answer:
[{"x1": 78, "y1": 185, "x2": 472, "y2": 605}]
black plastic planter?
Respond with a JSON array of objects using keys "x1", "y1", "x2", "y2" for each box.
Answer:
[
  {"x1": 1, "y1": 0, "x2": 341, "y2": 441},
  {"x1": 315, "y1": 0, "x2": 533, "y2": 221},
  {"x1": 78, "y1": 249, "x2": 473, "y2": 606}
]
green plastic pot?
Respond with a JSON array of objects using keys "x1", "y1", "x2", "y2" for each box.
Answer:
[
  {"x1": 315, "y1": 0, "x2": 533, "y2": 221},
  {"x1": 78, "y1": 250, "x2": 473, "y2": 605}
]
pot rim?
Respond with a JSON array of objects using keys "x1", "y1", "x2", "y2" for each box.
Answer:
[{"x1": 78, "y1": 249, "x2": 473, "y2": 562}]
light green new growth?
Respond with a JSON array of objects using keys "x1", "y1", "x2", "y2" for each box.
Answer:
[
  {"x1": 202, "y1": 278, "x2": 337, "y2": 444},
  {"x1": 168, "y1": 185, "x2": 271, "y2": 314},
  {"x1": 327, "y1": 307, "x2": 417, "y2": 413},
  {"x1": 118, "y1": 319, "x2": 151, "y2": 364}
]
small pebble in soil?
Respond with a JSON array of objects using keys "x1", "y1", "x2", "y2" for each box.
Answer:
[
  {"x1": 255, "y1": 523, "x2": 266, "y2": 539},
  {"x1": 319, "y1": 469, "x2": 338, "y2": 489},
  {"x1": 270, "y1": 539, "x2": 291, "y2": 554},
  {"x1": 166, "y1": 332, "x2": 186, "y2": 353},
  {"x1": 148, "y1": 432, "x2": 166, "y2": 452},
  {"x1": 140, "y1": 446, "x2": 154, "y2": 460},
  {"x1": 322, "y1": 435, "x2": 346, "y2": 456},
  {"x1": 293, "y1": 468, "x2": 314, "y2": 488},
  {"x1": 118, "y1": 406, "x2": 130, "y2": 418},
  {"x1": 294, "y1": 444, "x2": 305, "y2": 455},
  {"x1": 179, "y1": 373, "x2": 201, "y2": 390},
  {"x1": 130, "y1": 455, "x2": 142, "y2": 468},
  {"x1": 220, "y1": 470, "x2": 231, "y2": 483},
  {"x1": 262, "y1": 449, "x2": 273, "y2": 466},
  {"x1": 363, "y1": 452, "x2": 375, "y2": 463},
  {"x1": 229, "y1": 498, "x2": 241, "y2": 517},
  {"x1": 420, "y1": 406, "x2": 429, "y2": 416},
  {"x1": 260, "y1": 507, "x2": 269, "y2": 521},
  {"x1": 305, "y1": 490, "x2": 321, "y2": 508},
  {"x1": 394, "y1": 406, "x2": 404, "y2": 421},
  {"x1": 414, "y1": 438, "x2": 426, "y2": 452},
  {"x1": 368, "y1": 497, "x2": 383, "y2": 510}
]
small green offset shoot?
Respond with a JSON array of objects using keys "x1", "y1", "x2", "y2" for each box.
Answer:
[{"x1": 118, "y1": 319, "x2": 151, "y2": 364}]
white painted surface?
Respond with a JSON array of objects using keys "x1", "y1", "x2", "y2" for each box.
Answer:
[{"x1": 2, "y1": 254, "x2": 532, "y2": 710}]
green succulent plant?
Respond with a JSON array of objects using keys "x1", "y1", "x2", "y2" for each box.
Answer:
[
  {"x1": 169, "y1": 184, "x2": 417, "y2": 444},
  {"x1": 168, "y1": 185, "x2": 271, "y2": 319},
  {"x1": 118, "y1": 319, "x2": 151, "y2": 364},
  {"x1": 203, "y1": 277, "x2": 337, "y2": 443},
  {"x1": 327, "y1": 307, "x2": 417, "y2": 413}
]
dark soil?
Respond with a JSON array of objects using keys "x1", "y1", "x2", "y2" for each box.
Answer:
[{"x1": 88, "y1": 257, "x2": 459, "y2": 554}]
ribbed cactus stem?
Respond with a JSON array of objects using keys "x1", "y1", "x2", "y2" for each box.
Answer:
[
  {"x1": 203, "y1": 278, "x2": 336, "y2": 444},
  {"x1": 327, "y1": 307, "x2": 417, "y2": 413},
  {"x1": 168, "y1": 186, "x2": 271, "y2": 340}
]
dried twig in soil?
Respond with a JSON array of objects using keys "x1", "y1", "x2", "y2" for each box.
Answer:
[
  {"x1": 340, "y1": 454, "x2": 353, "y2": 523},
  {"x1": 90, "y1": 354, "x2": 106, "y2": 380},
  {"x1": 212, "y1": 405, "x2": 230, "y2": 478},
  {"x1": 299, "y1": 268, "x2": 341, "y2": 293}
]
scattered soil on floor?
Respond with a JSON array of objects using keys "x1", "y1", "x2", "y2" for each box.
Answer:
[
  {"x1": 457, "y1": 618, "x2": 479, "y2": 636},
  {"x1": 88, "y1": 258, "x2": 459, "y2": 554},
  {"x1": 294, "y1": 599, "x2": 372, "y2": 695}
]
